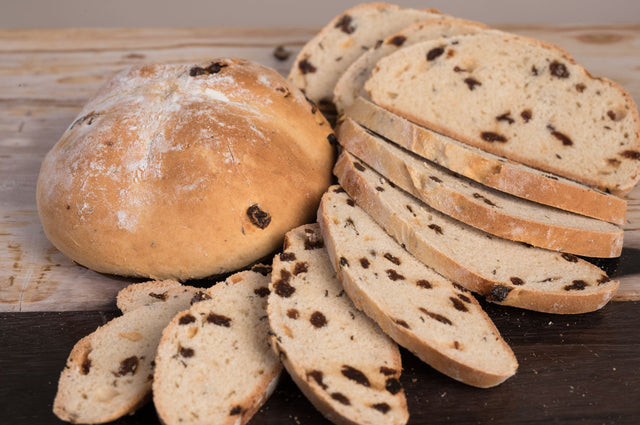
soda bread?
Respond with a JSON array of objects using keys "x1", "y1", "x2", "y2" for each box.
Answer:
[
  {"x1": 344, "y1": 98, "x2": 626, "y2": 224},
  {"x1": 116, "y1": 280, "x2": 202, "y2": 313},
  {"x1": 288, "y1": 2, "x2": 442, "y2": 106},
  {"x1": 37, "y1": 58, "x2": 335, "y2": 281},
  {"x1": 268, "y1": 224, "x2": 408, "y2": 425},
  {"x1": 318, "y1": 186, "x2": 518, "y2": 388},
  {"x1": 333, "y1": 17, "x2": 486, "y2": 113},
  {"x1": 337, "y1": 120, "x2": 623, "y2": 257},
  {"x1": 365, "y1": 30, "x2": 640, "y2": 196},
  {"x1": 152, "y1": 269, "x2": 282, "y2": 425},
  {"x1": 52, "y1": 292, "x2": 196, "y2": 423},
  {"x1": 334, "y1": 151, "x2": 619, "y2": 314}
]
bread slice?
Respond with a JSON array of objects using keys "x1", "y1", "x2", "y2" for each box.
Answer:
[
  {"x1": 152, "y1": 268, "x2": 282, "y2": 425},
  {"x1": 117, "y1": 280, "x2": 203, "y2": 313},
  {"x1": 318, "y1": 186, "x2": 518, "y2": 388},
  {"x1": 288, "y1": 2, "x2": 442, "y2": 105},
  {"x1": 334, "y1": 150, "x2": 619, "y2": 313},
  {"x1": 334, "y1": 17, "x2": 486, "y2": 113},
  {"x1": 268, "y1": 224, "x2": 408, "y2": 425},
  {"x1": 344, "y1": 98, "x2": 626, "y2": 225},
  {"x1": 365, "y1": 30, "x2": 640, "y2": 196},
  {"x1": 337, "y1": 119, "x2": 623, "y2": 258},
  {"x1": 53, "y1": 292, "x2": 197, "y2": 424}
]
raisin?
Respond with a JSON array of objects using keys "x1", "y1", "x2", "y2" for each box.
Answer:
[
  {"x1": 416, "y1": 280, "x2": 432, "y2": 289},
  {"x1": 428, "y1": 224, "x2": 443, "y2": 235},
  {"x1": 394, "y1": 319, "x2": 410, "y2": 329},
  {"x1": 327, "y1": 133, "x2": 338, "y2": 146},
  {"x1": 386, "y1": 269, "x2": 405, "y2": 281},
  {"x1": 372, "y1": 403, "x2": 391, "y2": 414},
  {"x1": 597, "y1": 275, "x2": 611, "y2": 285},
  {"x1": 496, "y1": 113, "x2": 515, "y2": 124},
  {"x1": 307, "y1": 370, "x2": 327, "y2": 389},
  {"x1": 310, "y1": 311, "x2": 327, "y2": 328},
  {"x1": 450, "y1": 297, "x2": 469, "y2": 312},
  {"x1": 254, "y1": 287, "x2": 270, "y2": 297},
  {"x1": 551, "y1": 131, "x2": 573, "y2": 146},
  {"x1": 383, "y1": 253, "x2": 401, "y2": 265},
  {"x1": 274, "y1": 277, "x2": 295, "y2": 298},
  {"x1": 419, "y1": 307, "x2": 453, "y2": 325},
  {"x1": 304, "y1": 234, "x2": 324, "y2": 250},
  {"x1": 457, "y1": 293, "x2": 472, "y2": 303},
  {"x1": 486, "y1": 284, "x2": 512, "y2": 302},
  {"x1": 298, "y1": 59, "x2": 317, "y2": 74},
  {"x1": 206, "y1": 312, "x2": 232, "y2": 327},
  {"x1": 359, "y1": 258, "x2": 370, "y2": 268},
  {"x1": 251, "y1": 264, "x2": 272, "y2": 276},
  {"x1": 229, "y1": 406, "x2": 242, "y2": 415},
  {"x1": 273, "y1": 45, "x2": 291, "y2": 61},
  {"x1": 116, "y1": 356, "x2": 139, "y2": 376},
  {"x1": 429, "y1": 175, "x2": 442, "y2": 183},
  {"x1": 380, "y1": 366, "x2": 397, "y2": 376},
  {"x1": 385, "y1": 378, "x2": 402, "y2": 395},
  {"x1": 376, "y1": 186, "x2": 385, "y2": 192},
  {"x1": 190, "y1": 291, "x2": 212, "y2": 305},
  {"x1": 387, "y1": 35, "x2": 407, "y2": 47},
  {"x1": 189, "y1": 61, "x2": 227, "y2": 77},
  {"x1": 549, "y1": 61, "x2": 570, "y2": 78},
  {"x1": 286, "y1": 309, "x2": 299, "y2": 320},
  {"x1": 481, "y1": 132, "x2": 508, "y2": 143},
  {"x1": 179, "y1": 313, "x2": 196, "y2": 325},
  {"x1": 561, "y1": 253, "x2": 579, "y2": 263},
  {"x1": 339, "y1": 257, "x2": 349, "y2": 267},
  {"x1": 620, "y1": 150, "x2": 640, "y2": 160},
  {"x1": 464, "y1": 77, "x2": 482, "y2": 90},
  {"x1": 426, "y1": 47, "x2": 445, "y2": 61},
  {"x1": 247, "y1": 205, "x2": 271, "y2": 229},
  {"x1": 331, "y1": 392, "x2": 351, "y2": 405},
  {"x1": 531, "y1": 65, "x2": 539, "y2": 76},
  {"x1": 510, "y1": 277, "x2": 525, "y2": 286},
  {"x1": 81, "y1": 359, "x2": 91, "y2": 375},
  {"x1": 293, "y1": 262, "x2": 308, "y2": 275},
  {"x1": 335, "y1": 14, "x2": 355, "y2": 34},
  {"x1": 353, "y1": 162, "x2": 366, "y2": 172},
  {"x1": 521, "y1": 109, "x2": 532, "y2": 122},
  {"x1": 564, "y1": 280, "x2": 587, "y2": 290},
  {"x1": 452, "y1": 283, "x2": 469, "y2": 293},
  {"x1": 575, "y1": 83, "x2": 586, "y2": 93},
  {"x1": 346, "y1": 199, "x2": 355, "y2": 207},
  {"x1": 280, "y1": 252, "x2": 296, "y2": 262},
  {"x1": 341, "y1": 365, "x2": 370, "y2": 387}
]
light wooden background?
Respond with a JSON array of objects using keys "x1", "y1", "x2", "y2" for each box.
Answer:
[{"x1": 1, "y1": 25, "x2": 639, "y2": 312}]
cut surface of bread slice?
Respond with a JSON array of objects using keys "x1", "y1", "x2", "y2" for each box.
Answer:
[
  {"x1": 365, "y1": 30, "x2": 640, "y2": 196},
  {"x1": 268, "y1": 224, "x2": 408, "y2": 425},
  {"x1": 117, "y1": 280, "x2": 203, "y2": 313},
  {"x1": 318, "y1": 186, "x2": 518, "y2": 388},
  {"x1": 344, "y1": 98, "x2": 626, "y2": 224},
  {"x1": 334, "y1": 17, "x2": 486, "y2": 113},
  {"x1": 334, "y1": 151, "x2": 619, "y2": 314},
  {"x1": 53, "y1": 293, "x2": 196, "y2": 424},
  {"x1": 337, "y1": 120, "x2": 623, "y2": 258},
  {"x1": 153, "y1": 268, "x2": 282, "y2": 425},
  {"x1": 288, "y1": 2, "x2": 442, "y2": 105}
]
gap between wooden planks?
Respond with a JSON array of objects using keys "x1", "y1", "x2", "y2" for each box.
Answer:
[{"x1": 1, "y1": 25, "x2": 639, "y2": 311}]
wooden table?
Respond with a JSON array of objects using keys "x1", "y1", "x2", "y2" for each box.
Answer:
[{"x1": 1, "y1": 25, "x2": 639, "y2": 424}]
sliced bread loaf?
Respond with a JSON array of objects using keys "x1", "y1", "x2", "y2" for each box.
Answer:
[
  {"x1": 318, "y1": 186, "x2": 518, "y2": 388},
  {"x1": 334, "y1": 150, "x2": 619, "y2": 314},
  {"x1": 268, "y1": 224, "x2": 408, "y2": 425},
  {"x1": 337, "y1": 120, "x2": 623, "y2": 257},
  {"x1": 344, "y1": 98, "x2": 626, "y2": 224},
  {"x1": 152, "y1": 268, "x2": 282, "y2": 425},
  {"x1": 116, "y1": 280, "x2": 203, "y2": 313},
  {"x1": 365, "y1": 30, "x2": 640, "y2": 196},
  {"x1": 53, "y1": 291, "x2": 196, "y2": 424},
  {"x1": 288, "y1": 2, "x2": 442, "y2": 105},
  {"x1": 333, "y1": 17, "x2": 486, "y2": 113}
]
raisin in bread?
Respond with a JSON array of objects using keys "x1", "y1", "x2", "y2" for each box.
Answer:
[
  {"x1": 333, "y1": 17, "x2": 486, "y2": 113},
  {"x1": 288, "y1": 2, "x2": 442, "y2": 107},
  {"x1": 53, "y1": 292, "x2": 197, "y2": 423},
  {"x1": 344, "y1": 98, "x2": 626, "y2": 224},
  {"x1": 152, "y1": 268, "x2": 282, "y2": 425},
  {"x1": 337, "y1": 120, "x2": 623, "y2": 257},
  {"x1": 334, "y1": 150, "x2": 619, "y2": 313},
  {"x1": 268, "y1": 224, "x2": 408, "y2": 425},
  {"x1": 365, "y1": 30, "x2": 640, "y2": 196},
  {"x1": 117, "y1": 280, "x2": 203, "y2": 313},
  {"x1": 318, "y1": 186, "x2": 518, "y2": 388}
]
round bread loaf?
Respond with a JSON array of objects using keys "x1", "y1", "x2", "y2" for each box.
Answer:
[{"x1": 36, "y1": 58, "x2": 335, "y2": 280}]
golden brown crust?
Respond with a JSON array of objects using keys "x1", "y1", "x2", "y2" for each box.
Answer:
[{"x1": 36, "y1": 58, "x2": 335, "y2": 280}]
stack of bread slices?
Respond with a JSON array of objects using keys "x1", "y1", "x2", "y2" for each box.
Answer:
[{"x1": 52, "y1": 3, "x2": 640, "y2": 425}]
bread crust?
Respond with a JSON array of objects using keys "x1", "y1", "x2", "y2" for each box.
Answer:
[
  {"x1": 36, "y1": 58, "x2": 335, "y2": 280},
  {"x1": 344, "y1": 98, "x2": 627, "y2": 224}
]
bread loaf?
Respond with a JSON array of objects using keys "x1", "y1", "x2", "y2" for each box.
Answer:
[
  {"x1": 269, "y1": 224, "x2": 408, "y2": 425},
  {"x1": 318, "y1": 186, "x2": 518, "y2": 388},
  {"x1": 365, "y1": 30, "x2": 640, "y2": 195},
  {"x1": 37, "y1": 58, "x2": 335, "y2": 280}
]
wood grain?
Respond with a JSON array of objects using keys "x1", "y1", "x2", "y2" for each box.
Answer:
[{"x1": 1, "y1": 25, "x2": 639, "y2": 311}]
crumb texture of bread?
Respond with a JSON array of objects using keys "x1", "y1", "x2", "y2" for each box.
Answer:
[
  {"x1": 52, "y1": 292, "x2": 196, "y2": 424},
  {"x1": 318, "y1": 186, "x2": 518, "y2": 388},
  {"x1": 268, "y1": 224, "x2": 408, "y2": 425},
  {"x1": 344, "y1": 99, "x2": 626, "y2": 224},
  {"x1": 152, "y1": 269, "x2": 282, "y2": 425},
  {"x1": 336, "y1": 121, "x2": 623, "y2": 258},
  {"x1": 36, "y1": 58, "x2": 335, "y2": 281},
  {"x1": 365, "y1": 30, "x2": 640, "y2": 196},
  {"x1": 288, "y1": 2, "x2": 442, "y2": 104},
  {"x1": 333, "y1": 151, "x2": 619, "y2": 314}
]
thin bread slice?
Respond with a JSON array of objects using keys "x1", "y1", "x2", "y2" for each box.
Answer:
[
  {"x1": 344, "y1": 98, "x2": 626, "y2": 224},
  {"x1": 365, "y1": 30, "x2": 640, "y2": 196},
  {"x1": 288, "y1": 2, "x2": 442, "y2": 105},
  {"x1": 318, "y1": 186, "x2": 518, "y2": 388},
  {"x1": 152, "y1": 268, "x2": 282, "y2": 425},
  {"x1": 116, "y1": 280, "x2": 203, "y2": 313},
  {"x1": 337, "y1": 120, "x2": 623, "y2": 258},
  {"x1": 334, "y1": 151, "x2": 619, "y2": 314},
  {"x1": 334, "y1": 17, "x2": 486, "y2": 113},
  {"x1": 53, "y1": 290, "x2": 197, "y2": 424},
  {"x1": 268, "y1": 224, "x2": 408, "y2": 425}
]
